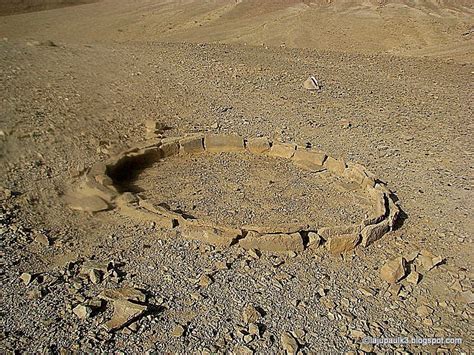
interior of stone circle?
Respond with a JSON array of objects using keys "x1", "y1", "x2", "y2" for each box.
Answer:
[{"x1": 107, "y1": 137, "x2": 376, "y2": 231}]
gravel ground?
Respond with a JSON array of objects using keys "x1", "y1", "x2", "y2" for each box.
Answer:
[
  {"x1": 0, "y1": 19, "x2": 472, "y2": 354},
  {"x1": 133, "y1": 152, "x2": 371, "y2": 229}
]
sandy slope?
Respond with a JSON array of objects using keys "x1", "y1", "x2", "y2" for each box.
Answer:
[
  {"x1": 0, "y1": 0, "x2": 98, "y2": 15},
  {"x1": 0, "y1": 0, "x2": 472, "y2": 61}
]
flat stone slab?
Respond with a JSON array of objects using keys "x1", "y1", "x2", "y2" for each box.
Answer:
[
  {"x1": 239, "y1": 232, "x2": 304, "y2": 252},
  {"x1": 104, "y1": 299, "x2": 147, "y2": 332},
  {"x1": 324, "y1": 156, "x2": 346, "y2": 175},
  {"x1": 204, "y1": 134, "x2": 245, "y2": 152},
  {"x1": 181, "y1": 224, "x2": 241, "y2": 247},
  {"x1": 267, "y1": 142, "x2": 296, "y2": 159},
  {"x1": 66, "y1": 194, "x2": 110, "y2": 213},
  {"x1": 179, "y1": 136, "x2": 204, "y2": 154},
  {"x1": 292, "y1": 149, "x2": 327, "y2": 172},
  {"x1": 361, "y1": 219, "x2": 390, "y2": 247},
  {"x1": 326, "y1": 233, "x2": 360, "y2": 254},
  {"x1": 246, "y1": 137, "x2": 271, "y2": 154},
  {"x1": 242, "y1": 223, "x2": 309, "y2": 235}
]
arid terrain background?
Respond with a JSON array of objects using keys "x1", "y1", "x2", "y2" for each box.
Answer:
[{"x1": 0, "y1": 0, "x2": 473, "y2": 353}]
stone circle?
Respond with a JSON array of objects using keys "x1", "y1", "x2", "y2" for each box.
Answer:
[{"x1": 67, "y1": 133, "x2": 400, "y2": 254}]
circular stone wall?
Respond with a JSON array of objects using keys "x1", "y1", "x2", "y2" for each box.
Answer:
[{"x1": 67, "y1": 133, "x2": 400, "y2": 255}]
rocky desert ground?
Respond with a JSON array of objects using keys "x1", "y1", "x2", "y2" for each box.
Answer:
[{"x1": 0, "y1": 0, "x2": 473, "y2": 353}]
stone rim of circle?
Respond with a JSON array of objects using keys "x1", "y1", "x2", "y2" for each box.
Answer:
[{"x1": 67, "y1": 132, "x2": 400, "y2": 254}]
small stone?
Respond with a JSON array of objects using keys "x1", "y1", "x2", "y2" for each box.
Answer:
[
  {"x1": 317, "y1": 286, "x2": 328, "y2": 297},
  {"x1": 350, "y1": 329, "x2": 365, "y2": 339},
  {"x1": 398, "y1": 286, "x2": 410, "y2": 299},
  {"x1": 80, "y1": 260, "x2": 110, "y2": 275},
  {"x1": 242, "y1": 304, "x2": 262, "y2": 324},
  {"x1": 190, "y1": 292, "x2": 202, "y2": 301},
  {"x1": 89, "y1": 269, "x2": 102, "y2": 284},
  {"x1": 307, "y1": 232, "x2": 321, "y2": 248},
  {"x1": 20, "y1": 273, "x2": 32, "y2": 286},
  {"x1": 128, "y1": 322, "x2": 138, "y2": 332},
  {"x1": 26, "y1": 289, "x2": 43, "y2": 300},
  {"x1": 73, "y1": 304, "x2": 92, "y2": 319},
  {"x1": 87, "y1": 298, "x2": 103, "y2": 309},
  {"x1": 243, "y1": 334, "x2": 254, "y2": 343},
  {"x1": 144, "y1": 119, "x2": 162, "y2": 132},
  {"x1": 215, "y1": 261, "x2": 229, "y2": 270},
  {"x1": 358, "y1": 286, "x2": 376, "y2": 297},
  {"x1": 199, "y1": 274, "x2": 213, "y2": 288},
  {"x1": 233, "y1": 345, "x2": 254, "y2": 355},
  {"x1": 341, "y1": 298, "x2": 350, "y2": 308},
  {"x1": 171, "y1": 324, "x2": 185, "y2": 337},
  {"x1": 26, "y1": 40, "x2": 41, "y2": 46},
  {"x1": 417, "y1": 250, "x2": 444, "y2": 271},
  {"x1": 450, "y1": 280, "x2": 463, "y2": 292},
  {"x1": 360, "y1": 343, "x2": 374, "y2": 353},
  {"x1": 248, "y1": 249, "x2": 260, "y2": 259},
  {"x1": 340, "y1": 119, "x2": 352, "y2": 129},
  {"x1": 389, "y1": 283, "x2": 402, "y2": 297},
  {"x1": 104, "y1": 299, "x2": 147, "y2": 331},
  {"x1": 422, "y1": 318, "x2": 433, "y2": 327},
  {"x1": 42, "y1": 40, "x2": 57, "y2": 47},
  {"x1": 321, "y1": 297, "x2": 335, "y2": 309},
  {"x1": 281, "y1": 332, "x2": 298, "y2": 354},
  {"x1": 380, "y1": 257, "x2": 407, "y2": 283},
  {"x1": 416, "y1": 305, "x2": 433, "y2": 318},
  {"x1": 406, "y1": 271, "x2": 421, "y2": 285},
  {"x1": 34, "y1": 233, "x2": 50, "y2": 246},
  {"x1": 248, "y1": 323, "x2": 260, "y2": 336},
  {"x1": 303, "y1": 76, "x2": 320, "y2": 90},
  {"x1": 293, "y1": 329, "x2": 305, "y2": 340},
  {"x1": 234, "y1": 327, "x2": 247, "y2": 339}
]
